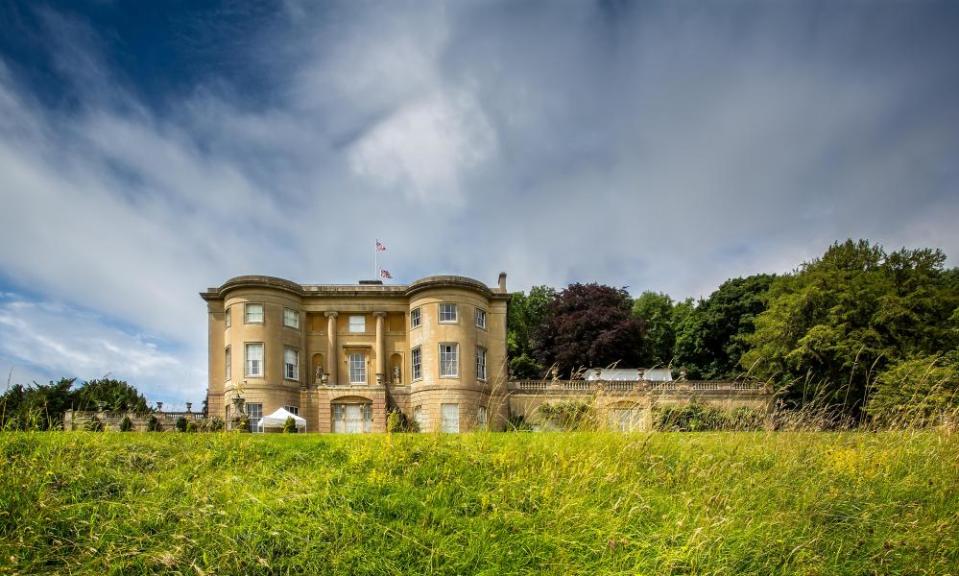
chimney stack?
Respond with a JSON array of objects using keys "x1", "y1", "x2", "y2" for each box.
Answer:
[{"x1": 497, "y1": 272, "x2": 507, "y2": 292}]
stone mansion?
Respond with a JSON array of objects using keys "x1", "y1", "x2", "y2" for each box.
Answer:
[
  {"x1": 201, "y1": 274, "x2": 511, "y2": 433},
  {"x1": 198, "y1": 273, "x2": 771, "y2": 434}
]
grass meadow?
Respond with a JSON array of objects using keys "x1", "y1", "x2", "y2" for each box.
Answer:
[{"x1": 1, "y1": 431, "x2": 957, "y2": 575}]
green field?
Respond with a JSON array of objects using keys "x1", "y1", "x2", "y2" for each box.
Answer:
[{"x1": 1, "y1": 432, "x2": 957, "y2": 575}]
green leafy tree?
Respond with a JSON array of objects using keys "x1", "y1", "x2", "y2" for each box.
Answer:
[
  {"x1": 72, "y1": 379, "x2": 150, "y2": 412},
  {"x1": 0, "y1": 378, "x2": 76, "y2": 430},
  {"x1": 632, "y1": 291, "x2": 675, "y2": 366},
  {"x1": 743, "y1": 240, "x2": 959, "y2": 417},
  {"x1": 507, "y1": 286, "x2": 557, "y2": 378},
  {"x1": 673, "y1": 274, "x2": 775, "y2": 379},
  {"x1": 867, "y1": 354, "x2": 959, "y2": 427}
]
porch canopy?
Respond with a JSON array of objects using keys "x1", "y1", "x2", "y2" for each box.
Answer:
[{"x1": 257, "y1": 407, "x2": 306, "y2": 431}]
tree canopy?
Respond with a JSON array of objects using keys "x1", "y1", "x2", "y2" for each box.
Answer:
[{"x1": 0, "y1": 377, "x2": 151, "y2": 430}]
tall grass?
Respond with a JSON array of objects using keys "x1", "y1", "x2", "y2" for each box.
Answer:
[{"x1": 1, "y1": 431, "x2": 956, "y2": 575}]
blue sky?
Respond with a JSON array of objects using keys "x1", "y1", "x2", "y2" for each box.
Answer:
[{"x1": 1, "y1": 0, "x2": 958, "y2": 406}]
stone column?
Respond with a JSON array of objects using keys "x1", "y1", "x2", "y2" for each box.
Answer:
[
  {"x1": 325, "y1": 312, "x2": 338, "y2": 385},
  {"x1": 374, "y1": 312, "x2": 387, "y2": 384}
]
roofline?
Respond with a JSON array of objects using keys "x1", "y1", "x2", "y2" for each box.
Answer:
[{"x1": 200, "y1": 274, "x2": 510, "y2": 302}]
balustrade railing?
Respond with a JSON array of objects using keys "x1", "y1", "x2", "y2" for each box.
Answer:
[{"x1": 507, "y1": 380, "x2": 765, "y2": 394}]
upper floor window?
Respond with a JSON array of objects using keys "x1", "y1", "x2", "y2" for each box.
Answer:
[
  {"x1": 349, "y1": 352, "x2": 366, "y2": 384},
  {"x1": 245, "y1": 304, "x2": 264, "y2": 324},
  {"x1": 439, "y1": 303, "x2": 458, "y2": 323},
  {"x1": 439, "y1": 343, "x2": 458, "y2": 377},
  {"x1": 225, "y1": 346, "x2": 231, "y2": 381},
  {"x1": 410, "y1": 307, "x2": 422, "y2": 329},
  {"x1": 349, "y1": 315, "x2": 366, "y2": 333},
  {"x1": 283, "y1": 405, "x2": 299, "y2": 416},
  {"x1": 475, "y1": 308, "x2": 487, "y2": 330},
  {"x1": 284, "y1": 347, "x2": 299, "y2": 381},
  {"x1": 225, "y1": 307, "x2": 231, "y2": 328},
  {"x1": 245, "y1": 343, "x2": 264, "y2": 377},
  {"x1": 283, "y1": 308, "x2": 300, "y2": 329},
  {"x1": 411, "y1": 346, "x2": 422, "y2": 381},
  {"x1": 475, "y1": 347, "x2": 487, "y2": 381}
]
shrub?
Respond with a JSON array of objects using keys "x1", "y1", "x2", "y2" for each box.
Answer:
[
  {"x1": 506, "y1": 415, "x2": 533, "y2": 432},
  {"x1": 208, "y1": 417, "x2": 225, "y2": 432},
  {"x1": 185, "y1": 421, "x2": 199, "y2": 433},
  {"x1": 84, "y1": 417, "x2": 104, "y2": 432},
  {"x1": 147, "y1": 415, "x2": 162, "y2": 432},
  {"x1": 537, "y1": 401, "x2": 595, "y2": 431},
  {"x1": 283, "y1": 416, "x2": 297, "y2": 433},
  {"x1": 119, "y1": 416, "x2": 134, "y2": 432},
  {"x1": 867, "y1": 354, "x2": 959, "y2": 428},
  {"x1": 386, "y1": 409, "x2": 417, "y2": 433},
  {"x1": 235, "y1": 415, "x2": 251, "y2": 433},
  {"x1": 654, "y1": 402, "x2": 766, "y2": 431},
  {"x1": 175, "y1": 416, "x2": 188, "y2": 432}
]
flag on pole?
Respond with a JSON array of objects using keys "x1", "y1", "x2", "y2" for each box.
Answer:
[
  {"x1": 376, "y1": 240, "x2": 387, "y2": 252},
  {"x1": 380, "y1": 269, "x2": 393, "y2": 279}
]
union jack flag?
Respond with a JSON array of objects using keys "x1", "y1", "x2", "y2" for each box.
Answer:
[
  {"x1": 375, "y1": 240, "x2": 387, "y2": 252},
  {"x1": 380, "y1": 269, "x2": 393, "y2": 279}
]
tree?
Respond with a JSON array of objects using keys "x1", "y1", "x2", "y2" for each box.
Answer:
[
  {"x1": 632, "y1": 291, "x2": 675, "y2": 366},
  {"x1": 867, "y1": 353, "x2": 959, "y2": 427},
  {"x1": 71, "y1": 378, "x2": 150, "y2": 413},
  {"x1": 0, "y1": 378, "x2": 76, "y2": 430},
  {"x1": 507, "y1": 286, "x2": 557, "y2": 378},
  {"x1": 673, "y1": 274, "x2": 775, "y2": 379},
  {"x1": 534, "y1": 283, "x2": 645, "y2": 377},
  {"x1": 742, "y1": 239, "x2": 959, "y2": 418}
]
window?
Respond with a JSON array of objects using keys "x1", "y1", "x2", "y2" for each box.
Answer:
[
  {"x1": 475, "y1": 308, "x2": 487, "y2": 329},
  {"x1": 475, "y1": 347, "x2": 487, "y2": 381},
  {"x1": 413, "y1": 405, "x2": 428, "y2": 432},
  {"x1": 477, "y1": 406, "x2": 488, "y2": 428},
  {"x1": 283, "y1": 405, "x2": 299, "y2": 416},
  {"x1": 283, "y1": 308, "x2": 299, "y2": 329},
  {"x1": 245, "y1": 343, "x2": 264, "y2": 377},
  {"x1": 439, "y1": 343, "x2": 458, "y2": 377},
  {"x1": 284, "y1": 347, "x2": 299, "y2": 381},
  {"x1": 225, "y1": 307, "x2": 231, "y2": 328},
  {"x1": 247, "y1": 402, "x2": 263, "y2": 433},
  {"x1": 439, "y1": 303, "x2": 457, "y2": 323},
  {"x1": 411, "y1": 346, "x2": 422, "y2": 381},
  {"x1": 245, "y1": 304, "x2": 264, "y2": 324},
  {"x1": 410, "y1": 307, "x2": 422, "y2": 329},
  {"x1": 349, "y1": 352, "x2": 366, "y2": 384},
  {"x1": 441, "y1": 403, "x2": 460, "y2": 433},
  {"x1": 225, "y1": 346, "x2": 231, "y2": 381},
  {"x1": 349, "y1": 315, "x2": 366, "y2": 333},
  {"x1": 333, "y1": 403, "x2": 372, "y2": 433}
]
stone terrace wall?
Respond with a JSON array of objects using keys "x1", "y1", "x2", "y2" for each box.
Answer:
[{"x1": 63, "y1": 410, "x2": 206, "y2": 432}]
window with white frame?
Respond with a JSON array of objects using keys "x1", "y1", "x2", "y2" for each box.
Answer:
[
  {"x1": 247, "y1": 402, "x2": 263, "y2": 432},
  {"x1": 349, "y1": 315, "x2": 365, "y2": 333},
  {"x1": 477, "y1": 406, "x2": 488, "y2": 428},
  {"x1": 245, "y1": 343, "x2": 264, "y2": 377},
  {"x1": 225, "y1": 346, "x2": 231, "y2": 381},
  {"x1": 439, "y1": 303, "x2": 457, "y2": 323},
  {"x1": 284, "y1": 347, "x2": 299, "y2": 381},
  {"x1": 475, "y1": 347, "x2": 487, "y2": 381},
  {"x1": 411, "y1": 346, "x2": 422, "y2": 381},
  {"x1": 439, "y1": 343, "x2": 458, "y2": 377},
  {"x1": 225, "y1": 307, "x2": 231, "y2": 328},
  {"x1": 475, "y1": 308, "x2": 487, "y2": 329},
  {"x1": 283, "y1": 308, "x2": 299, "y2": 329},
  {"x1": 245, "y1": 303, "x2": 264, "y2": 324},
  {"x1": 410, "y1": 307, "x2": 421, "y2": 329},
  {"x1": 413, "y1": 405, "x2": 428, "y2": 432},
  {"x1": 441, "y1": 403, "x2": 460, "y2": 433},
  {"x1": 283, "y1": 405, "x2": 299, "y2": 416},
  {"x1": 349, "y1": 352, "x2": 366, "y2": 383}
]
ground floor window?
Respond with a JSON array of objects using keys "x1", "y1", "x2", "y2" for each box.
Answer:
[
  {"x1": 477, "y1": 406, "x2": 488, "y2": 428},
  {"x1": 608, "y1": 407, "x2": 643, "y2": 432},
  {"x1": 333, "y1": 403, "x2": 372, "y2": 433},
  {"x1": 414, "y1": 405, "x2": 428, "y2": 432},
  {"x1": 441, "y1": 403, "x2": 460, "y2": 433},
  {"x1": 247, "y1": 402, "x2": 263, "y2": 433}
]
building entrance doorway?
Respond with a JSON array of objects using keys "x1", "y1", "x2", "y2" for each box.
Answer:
[{"x1": 333, "y1": 403, "x2": 372, "y2": 433}]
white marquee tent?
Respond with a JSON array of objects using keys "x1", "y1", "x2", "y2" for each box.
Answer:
[{"x1": 257, "y1": 407, "x2": 307, "y2": 432}]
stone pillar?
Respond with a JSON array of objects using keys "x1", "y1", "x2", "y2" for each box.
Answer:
[
  {"x1": 326, "y1": 312, "x2": 338, "y2": 385},
  {"x1": 374, "y1": 312, "x2": 387, "y2": 384}
]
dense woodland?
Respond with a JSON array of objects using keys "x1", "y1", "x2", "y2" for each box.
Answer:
[
  {"x1": 3, "y1": 239, "x2": 957, "y2": 429},
  {"x1": 510, "y1": 239, "x2": 959, "y2": 423}
]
